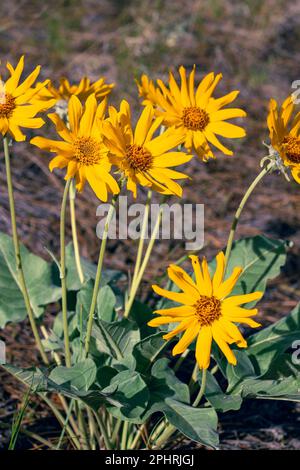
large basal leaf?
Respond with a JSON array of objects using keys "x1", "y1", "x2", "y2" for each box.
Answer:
[
  {"x1": 2, "y1": 364, "x2": 122, "y2": 411},
  {"x1": 130, "y1": 300, "x2": 155, "y2": 339},
  {"x1": 97, "y1": 285, "x2": 116, "y2": 322},
  {"x1": 92, "y1": 318, "x2": 140, "y2": 360},
  {"x1": 142, "y1": 359, "x2": 218, "y2": 448},
  {"x1": 247, "y1": 302, "x2": 300, "y2": 376},
  {"x1": 204, "y1": 371, "x2": 243, "y2": 412},
  {"x1": 223, "y1": 235, "x2": 288, "y2": 303},
  {"x1": 145, "y1": 358, "x2": 190, "y2": 414},
  {"x1": 225, "y1": 350, "x2": 257, "y2": 392},
  {"x1": 133, "y1": 332, "x2": 168, "y2": 374},
  {"x1": 236, "y1": 375, "x2": 300, "y2": 402},
  {"x1": 164, "y1": 398, "x2": 219, "y2": 449},
  {"x1": 0, "y1": 232, "x2": 61, "y2": 327},
  {"x1": 103, "y1": 369, "x2": 149, "y2": 421},
  {"x1": 49, "y1": 359, "x2": 97, "y2": 391},
  {"x1": 224, "y1": 350, "x2": 300, "y2": 403}
]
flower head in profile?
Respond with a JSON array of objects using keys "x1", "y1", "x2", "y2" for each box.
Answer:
[
  {"x1": 149, "y1": 252, "x2": 262, "y2": 369},
  {"x1": 136, "y1": 66, "x2": 246, "y2": 161},
  {"x1": 102, "y1": 100, "x2": 193, "y2": 198},
  {"x1": 0, "y1": 56, "x2": 53, "y2": 141},
  {"x1": 31, "y1": 94, "x2": 119, "y2": 201},
  {"x1": 34, "y1": 76, "x2": 114, "y2": 107},
  {"x1": 267, "y1": 95, "x2": 300, "y2": 183},
  {"x1": 136, "y1": 74, "x2": 166, "y2": 107}
]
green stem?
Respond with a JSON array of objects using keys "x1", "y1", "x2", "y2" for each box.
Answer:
[
  {"x1": 124, "y1": 205, "x2": 162, "y2": 318},
  {"x1": 192, "y1": 368, "x2": 207, "y2": 407},
  {"x1": 60, "y1": 178, "x2": 72, "y2": 367},
  {"x1": 69, "y1": 179, "x2": 85, "y2": 284},
  {"x1": 85, "y1": 195, "x2": 118, "y2": 355},
  {"x1": 3, "y1": 136, "x2": 49, "y2": 364},
  {"x1": 128, "y1": 190, "x2": 152, "y2": 302},
  {"x1": 224, "y1": 162, "x2": 274, "y2": 269}
]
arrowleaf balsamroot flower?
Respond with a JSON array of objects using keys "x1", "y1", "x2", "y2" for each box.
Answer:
[
  {"x1": 149, "y1": 252, "x2": 263, "y2": 369},
  {"x1": 33, "y1": 76, "x2": 114, "y2": 106},
  {"x1": 102, "y1": 100, "x2": 193, "y2": 198},
  {"x1": 267, "y1": 95, "x2": 300, "y2": 183},
  {"x1": 137, "y1": 66, "x2": 246, "y2": 161},
  {"x1": 31, "y1": 94, "x2": 119, "y2": 201},
  {"x1": 0, "y1": 56, "x2": 53, "y2": 141}
]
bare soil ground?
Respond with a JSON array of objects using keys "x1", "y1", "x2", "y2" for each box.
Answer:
[{"x1": 0, "y1": 0, "x2": 300, "y2": 449}]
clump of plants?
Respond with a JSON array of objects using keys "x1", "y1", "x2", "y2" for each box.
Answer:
[{"x1": 0, "y1": 57, "x2": 299, "y2": 449}]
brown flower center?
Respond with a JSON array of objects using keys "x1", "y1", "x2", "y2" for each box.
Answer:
[
  {"x1": 194, "y1": 295, "x2": 222, "y2": 326},
  {"x1": 73, "y1": 137, "x2": 102, "y2": 166},
  {"x1": 0, "y1": 93, "x2": 16, "y2": 118},
  {"x1": 182, "y1": 106, "x2": 209, "y2": 131},
  {"x1": 283, "y1": 135, "x2": 300, "y2": 164},
  {"x1": 126, "y1": 144, "x2": 153, "y2": 171}
]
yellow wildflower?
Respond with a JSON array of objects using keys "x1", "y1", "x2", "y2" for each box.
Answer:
[
  {"x1": 0, "y1": 56, "x2": 53, "y2": 141},
  {"x1": 136, "y1": 66, "x2": 246, "y2": 161},
  {"x1": 267, "y1": 95, "x2": 300, "y2": 183},
  {"x1": 31, "y1": 94, "x2": 119, "y2": 201},
  {"x1": 102, "y1": 100, "x2": 193, "y2": 198},
  {"x1": 149, "y1": 252, "x2": 262, "y2": 369}
]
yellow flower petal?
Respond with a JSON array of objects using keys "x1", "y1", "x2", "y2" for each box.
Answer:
[
  {"x1": 152, "y1": 284, "x2": 195, "y2": 305},
  {"x1": 195, "y1": 326, "x2": 212, "y2": 369},
  {"x1": 215, "y1": 266, "x2": 242, "y2": 299},
  {"x1": 172, "y1": 321, "x2": 200, "y2": 355}
]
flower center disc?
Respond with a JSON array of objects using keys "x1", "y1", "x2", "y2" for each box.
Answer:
[
  {"x1": 126, "y1": 144, "x2": 153, "y2": 171},
  {"x1": 0, "y1": 93, "x2": 16, "y2": 118},
  {"x1": 73, "y1": 137, "x2": 101, "y2": 166},
  {"x1": 194, "y1": 295, "x2": 221, "y2": 326},
  {"x1": 182, "y1": 106, "x2": 209, "y2": 131},
  {"x1": 284, "y1": 135, "x2": 300, "y2": 164}
]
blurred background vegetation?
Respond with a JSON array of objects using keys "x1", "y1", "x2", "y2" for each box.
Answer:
[{"x1": 0, "y1": 0, "x2": 300, "y2": 449}]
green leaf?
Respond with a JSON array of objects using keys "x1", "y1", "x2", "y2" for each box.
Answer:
[
  {"x1": 164, "y1": 398, "x2": 219, "y2": 449},
  {"x1": 130, "y1": 300, "x2": 155, "y2": 338},
  {"x1": 65, "y1": 243, "x2": 124, "y2": 291},
  {"x1": 0, "y1": 232, "x2": 61, "y2": 327},
  {"x1": 104, "y1": 369, "x2": 149, "y2": 421},
  {"x1": 226, "y1": 350, "x2": 256, "y2": 392},
  {"x1": 204, "y1": 371, "x2": 243, "y2": 412},
  {"x1": 224, "y1": 235, "x2": 287, "y2": 303},
  {"x1": 3, "y1": 364, "x2": 121, "y2": 411},
  {"x1": 97, "y1": 285, "x2": 116, "y2": 322},
  {"x1": 92, "y1": 318, "x2": 140, "y2": 360},
  {"x1": 65, "y1": 243, "x2": 96, "y2": 291},
  {"x1": 1, "y1": 364, "x2": 48, "y2": 391},
  {"x1": 143, "y1": 358, "x2": 190, "y2": 419},
  {"x1": 75, "y1": 280, "x2": 93, "y2": 327},
  {"x1": 141, "y1": 359, "x2": 218, "y2": 448},
  {"x1": 133, "y1": 332, "x2": 168, "y2": 374},
  {"x1": 49, "y1": 359, "x2": 97, "y2": 391},
  {"x1": 232, "y1": 375, "x2": 300, "y2": 402},
  {"x1": 247, "y1": 302, "x2": 300, "y2": 376}
]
